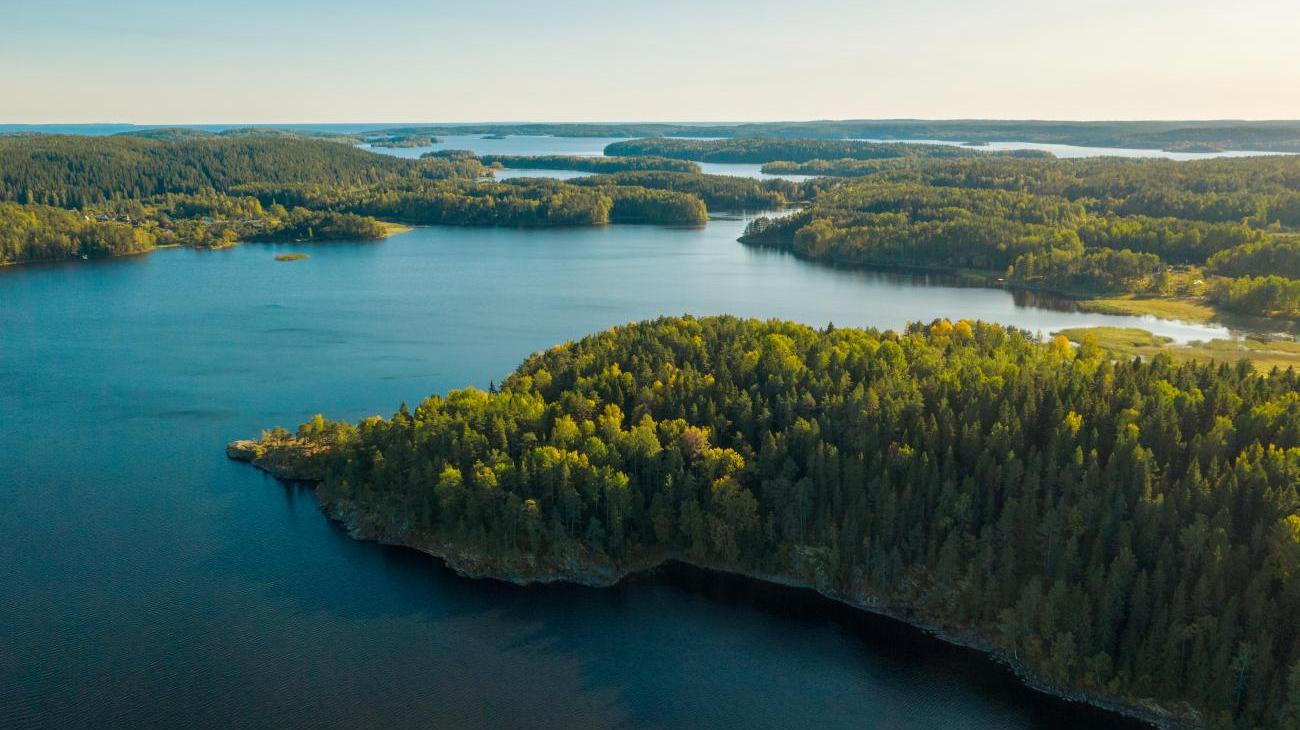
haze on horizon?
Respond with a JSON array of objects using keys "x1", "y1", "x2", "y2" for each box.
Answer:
[{"x1": 2, "y1": 0, "x2": 1298, "y2": 124}]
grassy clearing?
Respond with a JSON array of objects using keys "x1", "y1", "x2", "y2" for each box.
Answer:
[
  {"x1": 1056, "y1": 326, "x2": 1300, "y2": 372},
  {"x1": 1075, "y1": 296, "x2": 1217, "y2": 324}
]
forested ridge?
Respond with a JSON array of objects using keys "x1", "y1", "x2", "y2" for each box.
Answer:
[
  {"x1": 235, "y1": 315, "x2": 1300, "y2": 728},
  {"x1": 0, "y1": 134, "x2": 476, "y2": 207},
  {"x1": 0, "y1": 134, "x2": 478, "y2": 262},
  {"x1": 741, "y1": 155, "x2": 1300, "y2": 319}
]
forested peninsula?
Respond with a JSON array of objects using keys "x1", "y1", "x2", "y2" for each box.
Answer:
[
  {"x1": 740, "y1": 155, "x2": 1300, "y2": 323},
  {"x1": 229, "y1": 315, "x2": 1300, "y2": 729}
]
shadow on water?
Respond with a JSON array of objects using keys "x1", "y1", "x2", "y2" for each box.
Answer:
[{"x1": 244, "y1": 474, "x2": 1151, "y2": 730}]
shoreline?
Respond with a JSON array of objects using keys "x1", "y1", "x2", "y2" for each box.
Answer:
[
  {"x1": 228, "y1": 441, "x2": 1196, "y2": 730},
  {"x1": 0, "y1": 222, "x2": 413, "y2": 269},
  {"x1": 735, "y1": 236, "x2": 1300, "y2": 335}
]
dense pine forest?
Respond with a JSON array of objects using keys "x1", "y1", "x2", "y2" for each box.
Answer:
[
  {"x1": 234, "y1": 315, "x2": 1300, "y2": 728},
  {"x1": 0, "y1": 134, "x2": 475, "y2": 207},
  {"x1": 741, "y1": 155, "x2": 1300, "y2": 320}
]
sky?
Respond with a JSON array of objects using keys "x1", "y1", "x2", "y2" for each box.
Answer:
[{"x1": 2, "y1": 0, "x2": 1298, "y2": 123}]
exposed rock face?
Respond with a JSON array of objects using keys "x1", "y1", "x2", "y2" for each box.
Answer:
[
  {"x1": 225, "y1": 439, "x2": 261, "y2": 461},
  {"x1": 225, "y1": 437, "x2": 326, "y2": 481}
]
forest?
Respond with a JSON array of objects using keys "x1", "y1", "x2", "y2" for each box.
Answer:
[
  {"x1": 235, "y1": 315, "x2": 1300, "y2": 729},
  {"x1": 0, "y1": 135, "x2": 723, "y2": 263},
  {"x1": 0, "y1": 197, "x2": 390, "y2": 264},
  {"x1": 0, "y1": 134, "x2": 484, "y2": 208},
  {"x1": 741, "y1": 154, "x2": 1300, "y2": 319},
  {"x1": 236, "y1": 178, "x2": 708, "y2": 227}
]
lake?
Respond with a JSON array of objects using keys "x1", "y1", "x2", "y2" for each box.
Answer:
[
  {"x1": 364, "y1": 131, "x2": 1289, "y2": 183},
  {"x1": 1, "y1": 205, "x2": 1238, "y2": 728}
]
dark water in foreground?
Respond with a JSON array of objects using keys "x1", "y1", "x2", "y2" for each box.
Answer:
[{"x1": 0, "y1": 215, "x2": 1186, "y2": 728}]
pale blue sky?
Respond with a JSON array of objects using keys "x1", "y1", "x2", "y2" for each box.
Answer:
[{"x1": 2, "y1": 0, "x2": 1297, "y2": 122}]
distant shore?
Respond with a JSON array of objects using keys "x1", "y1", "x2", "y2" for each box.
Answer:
[{"x1": 0, "y1": 221, "x2": 412, "y2": 269}]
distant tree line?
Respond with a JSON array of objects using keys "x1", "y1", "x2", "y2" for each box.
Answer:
[
  {"x1": 0, "y1": 134, "x2": 485, "y2": 209},
  {"x1": 358, "y1": 120, "x2": 1300, "y2": 152}
]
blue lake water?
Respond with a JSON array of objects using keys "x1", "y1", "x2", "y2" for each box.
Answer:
[{"x1": 0, "y1": 210, "x2": 1194, "y2": 728}]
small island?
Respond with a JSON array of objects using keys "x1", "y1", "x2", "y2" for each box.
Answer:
[
  {"x1": 367, "y1": 134, "x2": 440, "y2": 148},
  {"x1": 274, "y1": 252, "x2": 309, "y2": 261}
]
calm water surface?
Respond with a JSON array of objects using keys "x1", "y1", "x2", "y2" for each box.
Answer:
[{"x1": 0, "y1": 211, "x2": 1223, "y2": 728}]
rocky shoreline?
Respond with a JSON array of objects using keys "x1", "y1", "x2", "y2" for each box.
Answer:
[{"x1": 228, "y1": 440, "x2": 1197, "y2": 730}]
